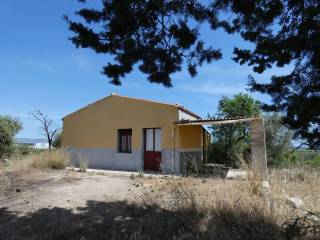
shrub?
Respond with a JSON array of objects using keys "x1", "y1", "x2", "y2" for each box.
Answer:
[
  {"x1": 0, "y1": 116, "x2": 22, "y2": 159},
  {"x1": 79, "y1": 157, "x2": 88, "y2": 172},
  {"x1": 47, "y1": 150, "x2": 70, "y2": 169},
  {"x1": 10, "y1": 144, "x2": 33, "y2": 157},
  {"x1": 137, "y1": 171, "x2": 144, "y2": 178},
  {"x1": 304, "y1": 154, "x2": 320, "y2": 167},
  {"x1": 52, "y1": 131, "x2": 62, "y2": 149}
]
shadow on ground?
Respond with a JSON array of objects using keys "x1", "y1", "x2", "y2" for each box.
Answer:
[{"x1": 0, "y1": 200, "x2": 289, "y2": 240}]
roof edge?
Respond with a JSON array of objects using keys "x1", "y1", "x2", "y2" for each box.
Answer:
[
  {"x1": 62, "y1": 94, "x2": 201, "y2": 120},
  {"x1": 177, "y1": 106, "x2": 201, "y2": 119}
]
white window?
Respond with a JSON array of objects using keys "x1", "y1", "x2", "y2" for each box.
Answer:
[
  {"x1": 145, "y1": 128, "x2": 162, "y2": 151},
  {"x1": 146, "y1": 129, "x2": 154, "y2": 151},
  {"x1": 155, "y1": 128, "x2": 162, "y2": 151}
]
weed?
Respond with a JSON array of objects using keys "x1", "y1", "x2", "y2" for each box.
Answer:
[
  {"x1": 79, "y1": 157, "x2": 88, "y2": 172},
  {"x1": 137, "y1": 171, "x2": 144, "y2": 178},
  {"x1": 7, "y1": 150, "x2": 69, "y2": 172}
]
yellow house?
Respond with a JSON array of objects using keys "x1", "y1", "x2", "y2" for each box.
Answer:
[{"x1": 62, "y1": 94, "x2": 209, "y2": 174}]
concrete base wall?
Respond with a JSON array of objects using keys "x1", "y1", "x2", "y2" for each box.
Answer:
[
  {"x1": 65, "y1": 147, "x2": 143, "y2": 171},
  {"x1": 64, "y1": 147, "x2": 183, "y2": 174}
]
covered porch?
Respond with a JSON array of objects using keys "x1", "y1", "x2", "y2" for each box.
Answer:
[{"x1": 174, "y1": 117, "x2": 267, "y2": 180}]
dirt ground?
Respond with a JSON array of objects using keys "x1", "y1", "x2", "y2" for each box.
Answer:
[
  {"x1": 1, "y1": 168, "x2": 319, "y2": 215},
  {"x1": 0, "y1": 169, "x2": 155, "y2": 214},
  {"x1": 1, "y1": 168, "x2": 319, "y2": 240}
]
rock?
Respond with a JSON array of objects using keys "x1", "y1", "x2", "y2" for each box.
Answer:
[
  {"x1": 3, "y1": 159, "x2": 9, "y2": 166},
  {"x1": 286, "y1": 196, "x2": 303, "y2": 209},
  {"x1": 226, "y1": 169, "x2": 248, "y2": 180},
  {"x1": 261, "y1": 181, "x2": 271, "y2": 200},
  {"x1": 262, "y1": 181, "x2": 270, "y2": 189}
]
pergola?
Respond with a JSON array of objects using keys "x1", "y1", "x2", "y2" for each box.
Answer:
[{"x1": 175, "y1": 117, "x2": 267, "y2": 181}]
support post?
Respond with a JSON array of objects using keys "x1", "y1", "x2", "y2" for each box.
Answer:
[
  {"x1": 171, "y1": 124, "x2": 176, "y2": 174},
  {"x1": 250, "y1": 118, "x2": 267, "y2": 181}
]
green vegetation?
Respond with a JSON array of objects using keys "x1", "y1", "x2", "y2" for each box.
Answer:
[
  {"x1": 264, "y1": 113, "x2": 293, "y2": 166},
  {"x1": 52, "y1": 131, "x2": 62, "y2": 149},
  {"x1": 276, "y1": 150, "x2": 320, "y2": 168},
  {"x1": 0, "y1": 116, "x2": 22, "y2": 159},
  {"x1": 66, "y1": 1, "x2": 320, "y2": 148},
  {"x1": 208, "y1": 93, "x2": 260, "y2": 167},
  {"x1": 207, "y1": 94, "x2": 319, "y2": 169}
]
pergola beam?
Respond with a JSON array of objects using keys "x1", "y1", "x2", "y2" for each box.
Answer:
[{"x1": 175, "y1": 117, "x2": 262, "y2": 126}]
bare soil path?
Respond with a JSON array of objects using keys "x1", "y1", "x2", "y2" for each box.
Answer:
[{"x1": 0, "y1": 169, "x2": 147, "y2": 214}]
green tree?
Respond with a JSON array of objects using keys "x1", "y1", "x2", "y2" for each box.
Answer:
[
  {"x1": 209, "y1": 93, "x2": 260, "y2": 167},
  {"x1": 65, "y1": 0, "x2": 320, "y2": 149},
  {"x1": 0, "y1": 116, "x2": 22, "y2": 159},
  {"x1": 64, "y1": 0, "x2": 221, "y2": 87},
  {"x1": 52, "y1": 131, "x2": 62, "y2": 149},
  {"x1": 264, "y1": 113, "x2": 293, "y2": 166},
  {"x1": 215, "y1": 0, "x2": 320, "y2": 149}
]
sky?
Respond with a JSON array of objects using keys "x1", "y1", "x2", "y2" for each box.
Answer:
[{"x1": 0, "y1": 0, "x2": 290, "y2": 139}]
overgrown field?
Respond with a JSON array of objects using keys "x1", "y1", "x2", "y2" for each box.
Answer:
[
  {"x1": 0, "y1": 153, "x2": 319, "y2": 240},
  {"x1": 0, "y1": 150, "x2": 69, "y2": 199},
  {"x1": 138, "y1": 169, "x2": 320, "y2": 239}
]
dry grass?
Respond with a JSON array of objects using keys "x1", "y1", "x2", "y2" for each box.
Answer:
[
  {"x1": 0, "y1": 162, "x2": 319, "y2": 239},
  {"x1": 78, "y1": 157, "x2": 88, "y2": 172},
  {"x1": 7, "y1": 150, "x2": 70, "y2": 172},
  {"x1": 0, "y1": 150, "x2": 70, "y2": 200},
  {"x1": 136, "y1": 168, "x2": 320, "y2": 239}
]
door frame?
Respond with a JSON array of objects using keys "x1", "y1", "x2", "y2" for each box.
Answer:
[{"x1": 143, "y1": 128, "x2": 162, "y2": 171}]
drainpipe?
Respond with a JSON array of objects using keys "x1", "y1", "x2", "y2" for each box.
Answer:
[{"x1": 171, "y1": 124, "x2": 176, "y2": 174}]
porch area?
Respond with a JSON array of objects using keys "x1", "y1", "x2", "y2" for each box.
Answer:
[{"x1": 174, "y1": 117, "x2": 267, "y2": 180}]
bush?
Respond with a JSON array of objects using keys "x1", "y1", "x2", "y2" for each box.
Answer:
[
  {"x1": 208, "y1": 142, "x2": 251, "y2": 168},
  {"x1": 0, "y1": 116, "x2": 22, "y2": 159},
  {"x1": 264, "y1": 113, "x2": 293, "y2": 166},
  {"x1": 208, "y1": 93, "x2": 261, "y2": 168},
  {"x1": 52, "y1": 131, "x2": 62, "y2": 149},
  {"x1": 274, "y1": 150, "x2": 320, "y2": 168},
  {"x1": 304, "y1": 154, "x2": 320, "y2": 167},
  {"x1": 47, "y1": 150, "x2": 70, "y2": 169},
  {"x1": 11, "y1": 144, "x2": 33, "y2": 156}
]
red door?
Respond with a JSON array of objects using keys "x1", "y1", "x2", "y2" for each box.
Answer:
[{"x1": 144, "y1": 128, "x2": 162, "y2": 171}]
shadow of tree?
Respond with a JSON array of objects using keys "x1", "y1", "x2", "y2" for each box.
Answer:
[{"x1": 0, "y1": 200, "x2": 286, "y2": 240}]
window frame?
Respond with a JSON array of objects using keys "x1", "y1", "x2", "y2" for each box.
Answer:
[
  {"x1": 117, "y1": 129, "x2": 132, "y2": 153},
  {"x1": 144, "y1": 128, "x2": 162, "y2": 152}
]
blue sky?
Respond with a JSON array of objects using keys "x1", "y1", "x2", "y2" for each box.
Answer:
[{"x1": 0, "y1": 0, "x2": 290, "y2": 139}]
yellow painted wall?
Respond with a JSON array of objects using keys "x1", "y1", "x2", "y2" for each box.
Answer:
[
  {"x1": 177, "y1": 125, "x2": 203, "y2": 149},
  {"x1": 62, "y1": 95, "x2": 179, "y2": 149}
]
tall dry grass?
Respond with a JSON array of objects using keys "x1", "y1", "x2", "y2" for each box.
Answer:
[
  {"x1": 7, "y1": 150, "x2": 70, "y2": 172},
  {"x1": 0, "y1": 150, "x2": 70, "y2": 200},
  {"x1": 137, "y1": 168, "x2": 320, "y2": 239}
]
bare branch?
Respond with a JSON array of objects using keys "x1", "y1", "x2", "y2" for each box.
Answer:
[{"x1": 29, "y1": 110, "x2": 60, "y2": 151}]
